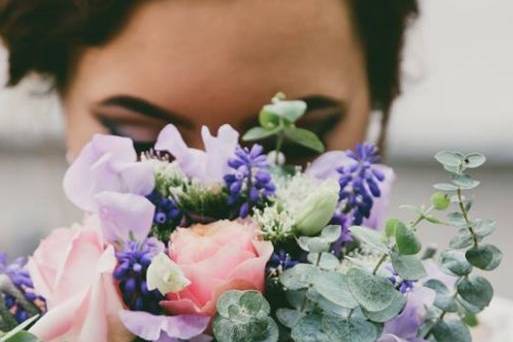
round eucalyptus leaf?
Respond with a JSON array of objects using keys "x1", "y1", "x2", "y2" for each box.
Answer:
[
  {"x1": 276, "y1": 308, "x2": 304, "y2": 329},
  {"x1": 433, "y1": 183, "x2": 459, "y2": 192},
  {"x1": 350, "y1": 226, "x2": 389, "y2": 254},
  {"x1": 463, "y1": 152, "x2": 486, "y2": 168},
  {"x1": 440, "y1": 250, "x2": 473, "y2": 276},
  {"x1": 313, "y1": 271, "x2": 358, "y2": 309},
  {"x1": 259, "y1": 109, "x2": 281, "y2": 129},
  {"x1": 323, "y1": 316, "x2": 381, "y2": 342},
  {"x1": 307, "y1": 252, "x2": 339, "y2": 271},
  {"x1": 262, "y1": 100, "x2": 307, "y2": 123},
  {"x1": 474, "y1": 219, "x2": 496, "y2": 239},
  {"x1": 424, "y1": 279, "x2": 458, "y2": 313},
  {"x1": 451, "y1": 175, "x2": 480, "y2": 190},
  {"x1": 449, "y1": 231, "x2": 475, "y2": 249},
  {"x1": 457, "y1": 275, "x2": 493, "y2": 309},
  {"x1": 242, "y1": 126, "x2": 281, "y2": 141},
  {"x1": 431, "y1": 319, "x2": 471, "y2": 342},
  {"x1": 347, "y1": 268, "x2": 399, "y2": 312},
  {"x1": 291, "y1": 314, "x2": 326, "y2": 342},
  {"x1": 217, "y1": 290, "x2": 244, "y2": 318},
  {"x1": 283, "y1": 128, "x2": 325, "y2": 153},
  {"x1": 280, "y1": 264, "x2": 318, "y2": 290},
  {"x1": 395, "y1": 222, "x2": 421, "y2": 255},
  {"x1": 456, "y1": 296, "x2": 484, "y2": 314},
  {"x1": 239, "y1": 291, "x2": 270, "y2": 318},
  {"x1": 320, "y1": 225, "x2": 343, "y2": 243},
  {"x1": 435, "y1": 151, "x2": 463, "y2": 167},
  {"x1": 362, "y1": 291, "x2": 406, "y2": 322},
  {"x1": 391, "y1": 252, "x2": 426, "y2": 280},
  {"x1": 465, "y1": 244, "x2": 503, "y2": 271}
]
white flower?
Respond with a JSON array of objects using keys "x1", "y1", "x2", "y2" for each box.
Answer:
[{"x1": 146, "y1": 253, "x2": 190, "y2": 295}]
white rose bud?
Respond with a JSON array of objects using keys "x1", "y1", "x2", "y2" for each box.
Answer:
[{"x1": 146, "y1": 253, "x2": 190, "y2": 295}]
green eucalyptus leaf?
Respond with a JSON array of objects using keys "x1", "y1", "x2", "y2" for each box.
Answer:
[
  {"x1": 217, "y1": 291, "x2": 244, "y2": 318},
  {"x1": 440, "y1": 250, "x2": 473, "y2": 276},
  {"x1": 447, "y1": 212, "x2": 466, "y2": 227},
  {"x1": 276, "y1": 308, "x2": 304, "y2": 329},
  {"x1": 347, "y1": 268, "x2": 399, "y2": 312},
  {"x1": 449, "y1": 230, "x2": 475, "y2": 249},
  {"x1": 2, "y1": 331, "x2": 42, "y2": 342},
  {"x1": 385, "y1": 218, "x2": 400, "y2": 238},
  {"x1": 280, "y1": 264, "x2": 318, "y2": 290},
  {"x1": 435, "y1": 151, "x2": 464, "y2": 167},
  {"x1": 283, "y1": 127, "x2": 325, "y2": 153},
  {"x1": 362, "y1": 291, "x2": 406, "y2": 323},
  {"x1": 456, "y1": 296, "x2": 484, "y2": 314},
  {"x1": 350, "y1": 226, "x2": 389, "y2": 254},
  {"x1": 322, "y1": 316, "x2": 381, "y2": 342},
  {"x1": 451, "y1": 175, "x2": 480, "y2": 190},
  {"x1": 297, "y1": 236, "x2": 331, "y2": 254},
  {"x1": 262, "y1": 100, "x2": 307, "y2": 123},
  {"x1": 463, "y1": 152, "x2": 486, "y2": 168},
  {"x1": 433, "y1": 183, "x2": 459, "y2": 192},
  {"x1": 242, "y1": 127, "x2": 281, "y2": 141},
  {"x1": 395, "y1": 222, "x2": 421, "y2": 255},
  {"x1": 320, "y1": 225, "x2": 342, "y2": 243},
  {"x1": 424, "y1": 279, "x2": 458, "y2": 312},
  {"x1": 390, "y1": 252, "x2": 426, "y2": 280},
  {"x1": 431, "y1": 319, "x2": 471, "y2": 342},
  {"x1": 259, "y1": 109, "x2": 281, "y2": 129},
  {"x1": 457, "y1": 275, "x2": 493, "y2": 309},
  {"x1": 313, "y1": 271, "x2": 358, "y2": 309},
  {"x1": 465, "y1": 244, "x2": 503, "y2": 271},
  {"x1": 305, "y1": 288, "x2": 348, "y2": 316},
  {"x1": 474, "y1": 219, "x2": 497, "y2": 239},
  {"x1": 307, "y1": 252, "x2": 340, "y2": 271}
]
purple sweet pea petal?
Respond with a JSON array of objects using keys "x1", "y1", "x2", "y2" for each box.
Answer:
[
  {"x1": 95, "y1": 192, "x2": 155, "y2": 242},
  {"x1": 155, "y1": 124, "x2": 238, "y2": 184},
  {"x1": 64, "y1": 134, "x2": 154, "y2": 212},
  {"x1": 380, "y1": 287, "x2": 435, "y2": 342},
  {"x1": 119, "y1": 310, "x2": 210, "y2": 341},
  {"x1": 306, "y1": 151, "x2": 350, "y2": 179}
]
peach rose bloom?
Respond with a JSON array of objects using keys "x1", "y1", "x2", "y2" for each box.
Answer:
[
  {"x1": 162, "y1": 220, "x2": 273, "y2": 317},
  {"x1": 27, "y1": 224, "x2": 131, "y2": 342}
]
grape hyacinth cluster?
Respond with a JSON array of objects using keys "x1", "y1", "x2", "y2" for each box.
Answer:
[
  {"x1": 147, "y1": 190, "x2": 182, "y2": 227},
  {"x1": 114, "y1": 239, "x2": 165, "y2": 314},
  {"x1": 337, "y1": 143, "x2": 386, "y2": 225},
  {"x1": 0, "y1": 254, "x2": 45, "y2": 323},
  {"x1": 387, "y1": 267, "x2": 416, "y2": 294},
  {"x1": 224, "y1": 144, "x2": 276, "y2": 218},
  {"x1": 329, "y1": 211, "x2": 352, "y2": 256}
]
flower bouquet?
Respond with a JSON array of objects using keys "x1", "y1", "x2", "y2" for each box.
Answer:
[{"x1": 0, "y1": 94, "x2": 502, "y2": 342}]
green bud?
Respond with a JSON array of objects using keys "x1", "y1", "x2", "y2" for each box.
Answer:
[
  {"x1": 431, "y1": 192, "x2": 450, "y2": 210},
  {"x1": 293, "y1": 179, "x2": 339, "y2": 236}
]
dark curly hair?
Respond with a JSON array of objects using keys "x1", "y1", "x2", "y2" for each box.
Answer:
[{"x1": 0, "y1": 0, "x2": 418, "y2": 146}]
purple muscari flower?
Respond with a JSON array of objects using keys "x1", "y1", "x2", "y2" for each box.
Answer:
[
  {"x1": 0, "y1": 253, "x2": 46, "y2": 323},
  {"x1": 147, "y1": 190, "x2": 183, "y2": 227},
  {"x1": 268, "y1": 250, "x2": 299, "y2": 273},
  {"x1": 224, "y1": 144, "x2": 275, "y2": 218},
  {"x1": 388, "y1": 270, "x2": 416, "y2": 294},
  {"x1": 114, "y1": 238, "x2": 165, "y2": 314},
  {"x1": 329, "y1": 212, "x2": 353, "y2": 256},
  {"x1": 337, "y1": 143, "x2": 386, "y2": 225}
]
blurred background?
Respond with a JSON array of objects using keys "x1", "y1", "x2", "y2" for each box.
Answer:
[{"x1": 0, "y1": 0, "x2": 512, "y2": 302}]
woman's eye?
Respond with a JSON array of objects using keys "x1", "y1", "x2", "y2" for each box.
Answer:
[{"x1": 97, "y1": 116, "x2": 162, "y2": 151}]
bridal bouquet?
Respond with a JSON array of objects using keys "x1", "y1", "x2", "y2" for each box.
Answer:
[{"x1": 0, "y1": 94, "x2": 502, "y2": 342}]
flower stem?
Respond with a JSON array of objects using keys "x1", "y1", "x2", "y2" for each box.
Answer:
[
  {"x1": 372, "y1": 254, "x2": 388, "y2": 275},
  {"x1": 274, "y1": 132, "x2": 284, "y2": 164},
  {"x1": 457, "y1": 189, "x2": 478, "y2": 247}
]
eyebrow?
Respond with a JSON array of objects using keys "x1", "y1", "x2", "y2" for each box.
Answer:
[{"x1": 97, "y1": 96, "x2": 195, "y2": 129}]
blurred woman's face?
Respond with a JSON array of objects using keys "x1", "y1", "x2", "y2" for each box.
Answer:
[{"x1": 63, "y1": 0, "x2": 370, "y2": 159}]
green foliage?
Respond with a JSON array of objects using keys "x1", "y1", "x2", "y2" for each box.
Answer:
[
  {"x1": 213, "y1": 290, "x2": 279, "y2": 342},
  {"x1": 431, "y1": 192, "x2": 451, "y2": 210},
  {"x1": 395, "y1": 221, "x2": 421, "y2": 255},
  {"x1": 242, "y1": 93, "x2": 325, "y2": 155},
  {"x1": 0, "y1": 315, "x2": 40, "y2": 342},
  {"x1": 431, "y1": 319, "x2": 472, "y2": 342},
  {"x1": 457, "y1": 275, "x2": 494, "y2": 310},
  {"x1": 346, "y1": 268, "x2": 399, "y2": 312},
  {"x1": 465, "y1": 244, "x2": 503, "y2": 271},
  {"x1": 439, "y1": 250, "x2": 473, "y2": 276},
  {"x1": 390, "y1": 252, "x2": 426, "y2": 280}
]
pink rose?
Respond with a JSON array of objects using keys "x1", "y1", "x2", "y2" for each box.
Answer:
[
  {"x1": 27, "y1": 224, "x2": 131, "y2": 342},
  {"x1": 162, "y1": 220, "x2": 273, "y2": 317}
]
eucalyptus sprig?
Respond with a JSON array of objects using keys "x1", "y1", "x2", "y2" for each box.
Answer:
[
  {"x1": 418, "y1": 151, "x2": 502, "y2": 341},
  {"x1": 243, "y1": 93, "x2": 325, "y2": 162}
]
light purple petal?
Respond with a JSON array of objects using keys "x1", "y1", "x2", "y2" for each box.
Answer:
[
  {"x1": 118, "y1": 162, "x2": 155, "y2": 196},
  {"x1": 201, "y1": 125, "x2": 239, "y2": 183},
  {"x1": 382, "y1": 287, "x2": 435, "y2": 340},
  {"x1": 155, "y1": 124, "x2": 190, "y2": 158},
  {"x1": 119, "y1": 310, "x2": 209, "y2": 341},
  {"x1": 306, "y1": 151, "x2": 350, "y2": 179},
  {"x1": 422, "y1": 259, "x2": 457, "y2": 289},
  {"x1": 94, "y1": 192, "x2": 155, "y2": 242},
  {"x1": 63, "y1": 134, "x2": 148, "y2": 212}
]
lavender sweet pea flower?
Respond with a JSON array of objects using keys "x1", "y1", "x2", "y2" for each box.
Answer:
[
  {"x1": 119, "y1": 310, "x2": 210, "y2": 342},
  {"x1": 95, "y1": 192, "x2": 155, "y2": 243},
  {"x1": 63, "y1": 134, "x2": 155, "y2": 212},
  {"x1": 155, "y1": 124, "x2": 239, "y2": 184},
  {"x1": 379, "y1": 287, "x2": 436, "y2": 342},
  {"x1": 306, "y1": 149, "x2": 395, "y2": 229}
]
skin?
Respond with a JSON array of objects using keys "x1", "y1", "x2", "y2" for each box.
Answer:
[{"x1": 63, "y1": 0, "x2": 370, "y2": 159}]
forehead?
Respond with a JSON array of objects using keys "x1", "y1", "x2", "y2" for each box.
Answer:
[{"x1": 70, "y1": 0, "x2": 357, "y2": 123}]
